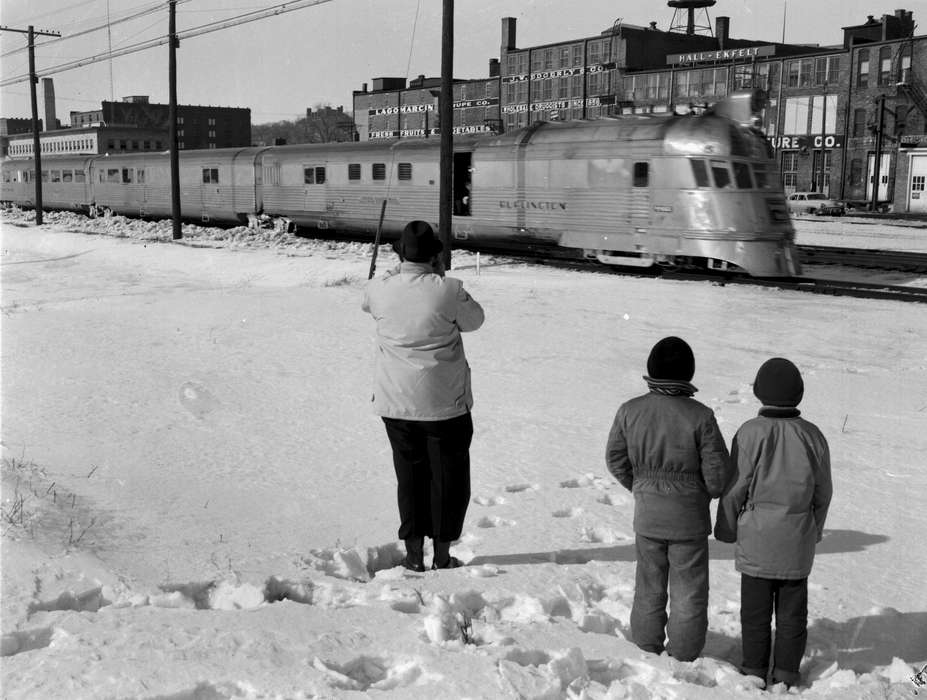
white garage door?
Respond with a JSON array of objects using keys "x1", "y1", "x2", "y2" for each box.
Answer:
[{"x1": 909, "y1": 151, "x2": 927, "y2": 213}]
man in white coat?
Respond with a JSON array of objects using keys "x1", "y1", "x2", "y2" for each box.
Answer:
[{"x1": 362, "y1": 221, "x2": 485, "y2": 571}]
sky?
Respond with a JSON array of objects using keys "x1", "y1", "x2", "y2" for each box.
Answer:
[
  {"x1": 1, "y1": 208, "x2": 926, "y2": 697},
  {"x1": 0, "y1": 0, "x2": 921, "y2": 125}
]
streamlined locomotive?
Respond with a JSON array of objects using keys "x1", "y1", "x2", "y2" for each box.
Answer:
[{"x1": 1, "y1": 91, "x2": 798, "y2": 277}]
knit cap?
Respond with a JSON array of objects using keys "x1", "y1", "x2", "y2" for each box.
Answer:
[
  {"x1": 646, "y1": 336, "x2": 695, "y2": 381},
  {"x1": 753, "y1": 357, "x2": 804, "y2": 407}
]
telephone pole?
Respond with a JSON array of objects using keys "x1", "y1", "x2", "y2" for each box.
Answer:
[
  {"x1": 438, "y1": 0, "x2": 453, "y2": 269},
  {"x1": 0, "y1": 24, "x2": 61, "y2": 226},
  {"x1": 168, "y1": 0, "x2": 182, "y2": 239}
]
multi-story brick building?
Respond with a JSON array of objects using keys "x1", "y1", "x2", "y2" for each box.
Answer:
[
  {"x1": 4, "y1": 95, "x2": 251, "y2": 158},
  {"x1": 352, "y1": 7, "x2": 927, "y2": 212}
]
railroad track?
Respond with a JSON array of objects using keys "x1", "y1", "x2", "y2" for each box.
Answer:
[
  {"x1": 479, "y1": 248, "x2": 927, "y2": 303},
  {"x1": 797, "y1": 245, "x2": 927, "y2": 272}
]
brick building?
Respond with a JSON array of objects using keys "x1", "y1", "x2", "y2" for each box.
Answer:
[
  {"x1": 352, "y1": 7, "x2": 927, "y2": 212},
  {"x1": 4, "y1": 95, "x2": 251, "y2": 158}
]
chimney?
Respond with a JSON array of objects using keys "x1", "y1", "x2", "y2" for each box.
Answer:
[
  {"x1": 501, "y1": 17, "x2": 517, "y2": 52},
  {"x1": 716, "y1": 16, "x2": 730, "y2": 49},
  {"x1": 489, "y1": 58, "x2": 500, "y2": 77},
  {"x1": 362, "y1": 82, "x2": 368, "y2": 93},
  {"x1": 42, "y1": 78, "x2": 56, "y2": 131}
]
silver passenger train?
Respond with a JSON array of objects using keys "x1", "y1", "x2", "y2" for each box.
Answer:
[{"x1": 1, "y1": 91, "x2": 800, "y2": 277}]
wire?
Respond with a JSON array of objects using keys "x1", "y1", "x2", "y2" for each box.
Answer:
[
  {"x1": 0, "y1": 1, "x2": 175, "y2": 59},
  {"x1": 0, "y1": 0, "x2": 334, "y2": 87}
]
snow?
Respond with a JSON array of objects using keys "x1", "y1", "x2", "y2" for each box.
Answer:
[{"x1": 2, "y1": 206, "x2": 926, "y2": 699}]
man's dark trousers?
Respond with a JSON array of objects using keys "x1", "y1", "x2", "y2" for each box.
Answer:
[{"x1": 382, "y1": 412, "x2": 473, "y2": 542}]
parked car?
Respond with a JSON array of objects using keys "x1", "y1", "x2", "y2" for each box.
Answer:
[{"x1": 786, "y1": 192, "x2": 846, "y2": 216}]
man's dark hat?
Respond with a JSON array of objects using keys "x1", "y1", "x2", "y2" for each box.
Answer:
[
  {"x1": 646, "y1": 336, "x2": 695, "y2": 381},
  {"x1": 399, "y1": 221, "x2": 443, "y2": 263}
]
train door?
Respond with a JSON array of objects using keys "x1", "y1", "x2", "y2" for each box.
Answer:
[
  {"x1": 200, "y1": 163, "x2": 222, "y2": 222},
  {"x1": 866, "y1": 153, "x2": 891, "y2": 203},
  {"x1": 453, "y1": 152, "x2": 472, "y2": 216},
  {"x1": 302, "y1": 162, "x2": 326, "y2": 215}
]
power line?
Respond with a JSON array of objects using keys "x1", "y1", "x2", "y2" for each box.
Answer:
[
  {"x1": 0, "y1": 0, "x2": 334, "y2": 87},
  {"x1": 0, "y1": 1, "x2": 175, "y2": 59}
]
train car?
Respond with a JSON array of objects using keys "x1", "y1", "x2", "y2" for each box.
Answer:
[
  {"x1": 1, "y1": 91, "x2": 799, "y2": 277},
  {"x1": 1, "y1": 156, "x2": 94, "y2": 213},
  {"x1": 82, "y1": 147, "x2": 269, "y2": 223}
]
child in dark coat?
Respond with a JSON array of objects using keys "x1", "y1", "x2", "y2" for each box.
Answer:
[
  {"x1": 715, "y1": 358, "x2": 832, "y2": 689},
  {"x1": 606, "y1": 336, "x2": 732, "y2": 661}
]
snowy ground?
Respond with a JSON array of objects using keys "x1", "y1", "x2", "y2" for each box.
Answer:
[{"x1": 2, "y1": 207, "x2": 926, "y2": 699}]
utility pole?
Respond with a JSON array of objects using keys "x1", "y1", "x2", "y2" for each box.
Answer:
[
  {"x1": 168, "y1": 0, "x2": 182, "y2": 239},
  {"x1": 0, "y1": 24, "x2": 61, "y2": 226},
  {"x1": 870, "y1": 95, "x2": 886, "y2": 212},
  {"x1": 438, "y1": 0, "x2": 453, "y2": 270},
  {"x1": 817, "y1": 84, "x2": 827, "y2": 193}
]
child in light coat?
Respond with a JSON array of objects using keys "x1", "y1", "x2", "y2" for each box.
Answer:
[{"x1": 715, "y1": 357, "x2": 832, "y2": 689}]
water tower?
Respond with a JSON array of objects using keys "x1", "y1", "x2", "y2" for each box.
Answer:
[{"x1": 668, "y1": 0, "x2": 716, "y2": 35}]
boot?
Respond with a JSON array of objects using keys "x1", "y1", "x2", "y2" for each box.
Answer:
[
  {"x1": 402, "y1": 537, "x2": 425, "y2": 572},
  {"x1": 431, "y1": 540, "x2": 464, "y2": 569}
]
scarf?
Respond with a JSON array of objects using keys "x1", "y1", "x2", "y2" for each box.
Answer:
[
  {"x1": 644, "y1": 376, "x2": 698, "y2": 397},
  {"x1": 759, "y1": 406, "x2": 801, "y2": 418}
]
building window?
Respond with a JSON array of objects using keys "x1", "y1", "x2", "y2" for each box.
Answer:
[
  {"x1": 177, "y1": 116, "x2": 184, "y2": 125},
  {"x1": 348, "y1": 163, "x2": 361, "y2": 180},
  {"x1": 781, "y1": 152, "x2": 799, "y2": 191},
  {"x1": 810, "y1": 94, "x2": 837, "y2": 133},
  {"x1": 849, "y1": 158, "x2": 863, "y2": 186},
  {"x1": 878, "y1": 46, "x2": 892, "y2": 86},
  {"x1": 208, "y1": 117, "x2": 216, "y2": 126},
  {"x1": 857, "y1": 49, "x2": 870, "y2": 87},
  {"x1": 783, "y1": 96, "x2": 811, "y2": 134},
  {"x1": 398, "y1": 162, "x2": 412, "y2": 180},
  {"x1": 899, "y1": 45, "x2": 912, "y2": 82},
  {"x1": 912, "y1": 174, "x2": 925, "y2": 192},
  {"x1": 852, "y1": 108, "x2": 868, "y2": 137},
  {"x1": 202, "y1": 168, "x2": 219, "y2": 183},
  {"x1": 372, "y1": 163, "x2": 386, "y2": 180},
  {"x1": 120, "y1": 140, "x2": 127, "y2": 150},
  {"x1": 814, "y1": 55, "x2": 840, "y2": 86},
  {"x1": 208, "y1": 130, "x2": 216, "y2": 138}
]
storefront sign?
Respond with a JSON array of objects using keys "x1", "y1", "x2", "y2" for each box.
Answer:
[
  {"x1": 368, "y1": 104, "x2": 435, "y2": 116},
  {"x1": 767, "y1": 134, "x2": 845, "y2": 149},
  {"x1": 502, "y1": 62, "x2": 618, "y2": 83},
  {"x1": 899, "y1": 134, "x2": 927, "y2": 148},
  {"x1": 667, "y1": 44, "x2": 775, "y2": 65},
  {"x1": 453, "y1": 97, "x2": 500, "y2": 109}
]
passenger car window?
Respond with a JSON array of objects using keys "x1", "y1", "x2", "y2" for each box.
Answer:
[
  {"x1": 632, "y1": 162, "x2": 648, "y2": 188},
  {"x1": 690, "y1": 159, "x2": 710, "y2": 187},
  {"x1": 710, "y1": 160, "x2": 732, "y2": 189},
  {"x1": 733, "y1": 162, "x2": 753, "y2": 189}
]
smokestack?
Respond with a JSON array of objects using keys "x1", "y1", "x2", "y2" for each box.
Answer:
[
  {"x1": 502, "y1": 17, "x2": 517, "y2": 52},
  {"x1": 489, "y1": 58, "x2": 500, "y2": 77},
  {"x1": 42, "y1": 78, "x2": 56, "y2": 131},
  {"x1": 716, "y1": 16, "x2": 730, "y2": 49}
]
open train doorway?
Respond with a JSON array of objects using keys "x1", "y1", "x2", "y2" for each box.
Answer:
[{"x1": 453, "y1": 152, "x2": 472, "y2": 216}]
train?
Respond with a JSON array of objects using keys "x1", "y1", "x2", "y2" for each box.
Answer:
[{"x1": 1, "y1": 91, "x2": 800, "y2": 277}]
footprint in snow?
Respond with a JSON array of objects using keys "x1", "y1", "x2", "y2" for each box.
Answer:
[
  {"x1": 476, "y1": 515, "x2": 516, "y2": 528},
  {"x1": 178, "y1": 381, "x2": 220, "y2": 419},
  {"x1": 552, "y1": 507, "x2": 584, "y2": 518},
  {"x1": 504, "y1": 483, "x2": 538, "y2": 493},
  {"x1": 473, "y1": 495, "x2": 507, "y2": 506}
]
